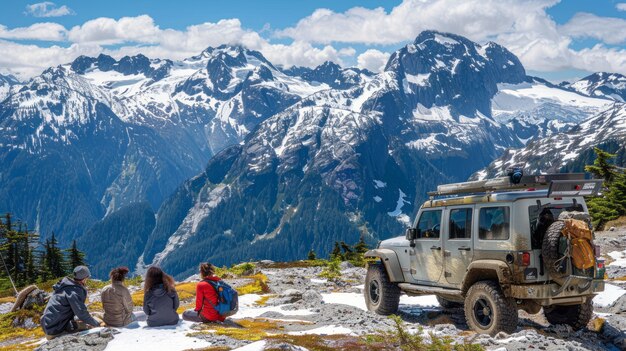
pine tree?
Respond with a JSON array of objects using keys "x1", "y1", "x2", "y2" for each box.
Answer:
[
  {"x1": 66, "y1": 240, "x2": 86, "y2": 269},
  {"x1": 45, "y1": 233, "x2": 66, "y2": 278},
  {"x1": 331, "y1": 241, "x2": 343, "y2": 261},
  {"x1": 354, "y1": 236, "x2": 369, "y2": 255},
  {"x1": 586, "y1": 148, "x2": 626, "y2": 229},
  {"x1": 585, "y1": 147, "x2": 618, "y2": 184},
  {"x1": 307, "y1": 249, "x2": 316, "y2": 260}
]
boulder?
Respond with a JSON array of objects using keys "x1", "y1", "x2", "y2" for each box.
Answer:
[
  {"x1": 339, "y1": 261, "x2": 354, "y2": 270},
  {"x1": 11, "y1": 285, "x2": 47, "y2": 312},
  {"x1": 35, "y1": 329, "x2": 114, "y2": 351}
]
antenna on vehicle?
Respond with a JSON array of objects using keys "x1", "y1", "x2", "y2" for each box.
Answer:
[{"x1": 0, "y1": 250, "x2": 18, "y2": 296}]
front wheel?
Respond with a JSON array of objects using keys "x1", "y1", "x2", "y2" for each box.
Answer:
[
  {"x1": 464, "y1": 281, "x2": 518, "y2": 336},
  {"x1": 364, "y1": 263, "x2": 401, "y2": 315},
  {"x1": 544, "y1": 299, "x2": 593, "y2": 330}
]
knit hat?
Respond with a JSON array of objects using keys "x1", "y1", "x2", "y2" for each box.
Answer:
[{"x1": 73, "y1": 266, "x2": 91, "y2": 280}]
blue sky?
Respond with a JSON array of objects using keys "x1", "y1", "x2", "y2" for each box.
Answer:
[{"x1": 1, "y1": 0, "x2": 626, "y2": 82}]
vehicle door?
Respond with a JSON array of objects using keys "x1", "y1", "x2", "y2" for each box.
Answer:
[
  {"x1": 443, "y1": 206, "x2": 474, "y2": 286},
  {"x1": 410, "y1": 209, "x2": 444, "y2": 284}
]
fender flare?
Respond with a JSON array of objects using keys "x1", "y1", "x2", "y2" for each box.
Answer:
[
  {"x1": 461, "y1": 260, "x2": 513, "y2": 296},
  {"x1": 364, "y1": 249, "x2": 405, "y2": 282}
]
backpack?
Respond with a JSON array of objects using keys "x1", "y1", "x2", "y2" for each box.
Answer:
[
  {"x1": 205, "y1": 280, "x2": 238, "y2": 317},
  {"x1": 560, "y1": 219, "x2": 595, "y2": 271}
]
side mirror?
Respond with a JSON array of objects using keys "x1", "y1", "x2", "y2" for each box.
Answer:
[{"x1": 406, "y1": 228, "x2": 419, "y2": 241}]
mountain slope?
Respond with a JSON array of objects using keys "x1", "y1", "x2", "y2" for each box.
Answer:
[
  {"x1": 472, "y1": 103, "x2": 626, "y2": 179},
  {"x1": 141, "y1": 30, "x2": 585, "y2": 277},
  {"x1": 0, "y1": 46, "x2": 327, "y2": 243},
  {"x1": 569, "y1": 72, "x2": 626, "y2": 102}
]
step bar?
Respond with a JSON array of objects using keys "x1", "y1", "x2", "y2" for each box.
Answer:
[{"x1": 398, "y1": 283, "x2": 462, "y2": 297}]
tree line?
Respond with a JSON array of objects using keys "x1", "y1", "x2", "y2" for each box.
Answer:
[{"x1": 0, "y1": 213, "x2": 87, "y2": 291}]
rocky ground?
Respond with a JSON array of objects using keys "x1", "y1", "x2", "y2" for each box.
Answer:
[{"x1": 0, "y1": 229, "x2": 625, "y2": 351}]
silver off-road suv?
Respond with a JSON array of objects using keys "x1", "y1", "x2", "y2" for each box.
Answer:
[{"x1": 364, "y1": 172, "x2": 606, "y2": 335}]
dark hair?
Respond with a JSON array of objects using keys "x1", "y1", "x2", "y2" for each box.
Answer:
[
  {"x1": 110, "y1": 266, "x2": 129, "y2": 282},
  {"x1": 199, "y1": 262, "x2": 215, "y2": 278},
  {"x1": 144, "y1": 266, "x2": 175, "y2": 293}
]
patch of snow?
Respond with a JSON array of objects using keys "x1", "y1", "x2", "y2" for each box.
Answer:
[
  {"x1": 232, "y1": 340, "x2": 267, "y2": 351},
  {"x1": 235, "y1": 293, "x2": 315, "y2": 319},
  {"x1": 104, "y1": 320, "x2": 211, "y2": 351},
  {"x1": 608, "y1": 250, "x2": 626, "y2": 267},
  {"x1": 373, "y1": 196, "x2": 382, "y2": 202},
  {"x1": 288, "y1": 325, "x2": 354, "y2": 336},
  {"x1": 373, "y1": 180, "x2": 386, "y2": 189},
  {"x1": 593, "y1": 283, "x2": 626, "y2": 308},
  {"x1": 434, "y1": 34, "x2": 459, "y2": 46},
  {"x1": 311, "y1": 278, "x2": 328, "y2": 284},
  {"x1": 405, "y1": 73, "x2": 430, "y2": 86},
  {"x1": 321, "y1": 292, "x2": 439, "y2": 311},
  {"x1": 388, "y1": 189, "x2": 409, "y2": 217}
]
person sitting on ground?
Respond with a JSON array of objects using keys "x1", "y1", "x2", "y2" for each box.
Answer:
[
  {"x1": 41, "y1": 266, "x2": 104, "y2": 339},
  {"x1": 143, "y1": 266, "x2": 180, "y2": 327},
  {"x1": 182, "y1": 262, "x2": 225, "y2": 323},
  {"x1": 101, "y1": 266, "x2": 136, "y2": 327}
]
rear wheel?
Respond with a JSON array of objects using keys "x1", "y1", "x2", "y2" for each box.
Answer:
[
  {"x1": 544, "y1": 299, "x2": 593, "y2": 330},
  {"x1": 365, "y1": 263, "x2": 401, "y2": 315},
  {"x1": 464, "y1": 281, "x2": 518, "y2": 336}
]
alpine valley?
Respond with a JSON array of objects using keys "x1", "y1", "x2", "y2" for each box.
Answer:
[{"x1": 1, "y1": 30, "x2": 620, "y2": 278}]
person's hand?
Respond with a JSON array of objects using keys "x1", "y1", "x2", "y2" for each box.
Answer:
[{"x1": 99, "y1": 322, "x2": 106, "y2": 327}]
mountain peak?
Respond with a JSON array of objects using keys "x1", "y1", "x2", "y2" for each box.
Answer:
[{"x1": 570, "y1": 71, "x2": 626, "y2": 102}]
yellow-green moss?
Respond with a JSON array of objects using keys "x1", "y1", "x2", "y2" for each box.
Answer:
[
  {"x1": 236, "y1": 274, "x2": 270, "y2": 295},
  {"x1": 254, "y1": 295, "x2": 273, "y2": 306}
]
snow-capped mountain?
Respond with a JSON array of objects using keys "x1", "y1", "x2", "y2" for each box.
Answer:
[
  {"x1": 282, "y1": 61, "x2": 373, "y2": 89},
  {"x1": 568, "y1": 72, "x2": 626, "y2": 102},
  {"x1": 472, "y1": 102, "x2": 625, "y2": 180},
  {"x1": 0, "y1": 46, "x2": 326, "y2": 242},
  {"x1": 0, "y1": 29, "x2": 619, "y2": 277},
  {"x1": 0, "y1": 73, "x2": 19, "y2": 101},
  {"x1": 137, "y1": 31, "x2": 613, "y2": 277}
]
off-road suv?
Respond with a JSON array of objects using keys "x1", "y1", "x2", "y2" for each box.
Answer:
[{"x1": 364, "y1": 173, "x2": 606, "y2": 335}]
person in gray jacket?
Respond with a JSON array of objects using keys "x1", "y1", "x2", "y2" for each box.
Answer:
[
  {"x1": 143, "y1": 266, "x2": 180, "y2": 327},
  {"x1": 41, "y1": 266, "x2": 103, "y2": 339}
]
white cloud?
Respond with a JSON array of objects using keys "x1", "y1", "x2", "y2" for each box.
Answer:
[
  {"x1": 0, "y1": 23, "x2": 66, "y2": 41},
  {"x1": 25, "y1": 2, "x2": 74, "y2": 17},
  {"x1": 5, "y1": 1, "x2": 626, "y2": 79},
  {"x1": 357, "y1": 49, "x2": 390, "y2": 72},
  {"x1": 68, "y1": 15, "x2": 161, "y2": 45},
  {"x1": 560, "y1": 13, "x2": 626, "y2": 45},
  {"x1": 277, "y1": 0, "x2": 559, "y2": 45},
  {"x1": 617, "y1": 3, "x2": 626, "y2": 11},
  {"x1": 0, "y1": 40, "x2": 99, "y2": 78}
]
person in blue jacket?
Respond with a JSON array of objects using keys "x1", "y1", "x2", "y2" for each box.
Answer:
[{"x1": 41, "y1": 266, "x2": 103, "y2": 339}]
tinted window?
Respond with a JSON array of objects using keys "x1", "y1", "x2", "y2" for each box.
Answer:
[
  {"x1": 417, "y1": 210, "x2": 442, "y2": 239},
  {"x1": 479, "y1": 207, "x2": 510, "y2": 240},
  {"x1": 449, "y1": 208, "x2": 472, "y2": 239}
]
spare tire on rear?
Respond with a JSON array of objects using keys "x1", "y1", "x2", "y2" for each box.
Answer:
[{"x1": 542, "y1": 212, "x2": 593, "y2": 286}]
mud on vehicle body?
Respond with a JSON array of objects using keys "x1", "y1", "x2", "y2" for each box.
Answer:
[{"x1": 364, "y1": 172, "x2": 606, "y2": 336}]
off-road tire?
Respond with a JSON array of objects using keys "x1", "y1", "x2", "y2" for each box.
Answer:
[
  {"x1": 437, "y1": 295, "x2": 462, "y2": 309},
  {"x1": 542, "y1": 221, "x2": 568, "y2": 285},
  {"x1": 365, "y1": 263, "x2": 401, "y2": 315},
  {"x1": 543, "y1": 299, "x2": 593, "y2": 330},
  {"x1": 464, "y1": 281, "x2": 518, "y2": 336}
]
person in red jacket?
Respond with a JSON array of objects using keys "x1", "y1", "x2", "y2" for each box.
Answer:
[{"x1": 182, "y1": 262, "x2": 225, "y2": 323}]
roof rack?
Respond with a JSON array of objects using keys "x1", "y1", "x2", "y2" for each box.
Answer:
[{"x1": 428, "y1": 173, "x2": 603, "y2": 198}]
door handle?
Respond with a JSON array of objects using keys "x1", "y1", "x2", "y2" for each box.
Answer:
[
  {"x1": 458, "y1": 247, "x2": 471, "y2": 251},
  {"x1": 430, "y1": 246, "x2": 441, "y2": 250}
]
